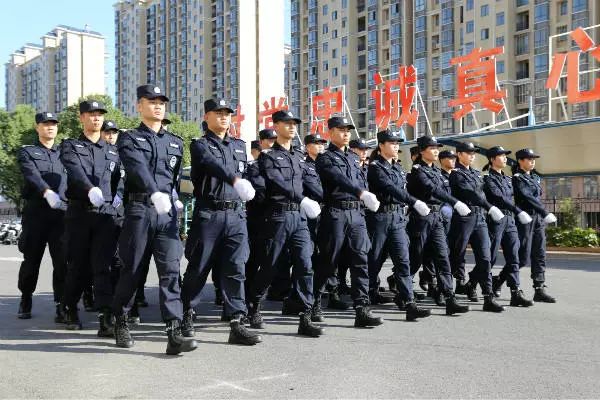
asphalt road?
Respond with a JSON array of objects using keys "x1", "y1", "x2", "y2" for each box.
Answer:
[{"x1": 0, "y1": 245, "x2": 599, "y2": 399}]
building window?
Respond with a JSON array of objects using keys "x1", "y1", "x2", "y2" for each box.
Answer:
[
  {"x1": 416, "y1": 16, "x2": 426, "y2": 32},
  {"x1": 323, "y1": 42, "x2": 328, "y2": 53},
  {"x1": 534, "y1": 3, "x2": 549, "y2": 22},
  {"x1": 442, "y1": 8, "x2": 453, "y2": 25},
  {"x1": 545, "y1": 178, "x2": 572, "y2": 199},
  {"x1": 332, "y1": 10, "x2": 338, "y2": 20},
  {"x1": 496, "y1": 36, "x2": 505, "y2": 47},
  {"x1": 466, "y1": 21, "x2": 474, "y2": 33},
  {"x1": 516, "y1": 0, "x2": 528, "y2": 6},
  {"x1": 322, "y1": 4, "x2": 328, "y2": 15},
  {"x1": 534, "y1": 54, "x2": 548, "y2": 74},
  {"x1": 583, "y1": 176, "x2": 600, "y2": 197},
  {"x1": 342, "y1": 36, "x2": 348, "y2": 47},
  {"x1": 573, "y1": 0, "x2": 587, "y2": 13},
  {"x1": 481, "y1": 28, "x2": 489, "y2": 40},
  {"x1": 559, "y1": 1, "x2": 568, "y2": 15},
  {"x1": 481, "y1": 5, "x2": 489, "y2": 17},
  {"x1": 496, "y1": 12, "x2": 504, "y2": 26},
  {"x1": 416, "y1": 0, "x2": 426, "y2": 12},
  {"x1": 497, "y1": 60, "x2": 505, "y2": 74},
  {"x1": 466, "y1": 0, "x2": 474, "y2": 11},
  {"x1": 415, "y1": 37, "x2": 426, "y2": 53},
  {"x1": 322, "y1": 24, "x2": 328, "y2": 34}
]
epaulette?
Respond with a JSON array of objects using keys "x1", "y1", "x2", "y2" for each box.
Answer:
[
  {"x1": 21, "y1": 145, "x2": 33, "y2": 148},
  {"x1": 412, "y1": 164, "x2": 421, "y2": 169},
  {"x1": 261, "y1": 148, "x2": 272, "y2": 153},
  {"x1": 248, "y1": 160, "x2": 257, "y2": 165},
  {"x1": 370, "y1": 159, "x2": 379, "y2": 165},
  {"x1": 513, "y1": 173, "x2": 521, "y2": 177},
  {"x1": 168, "y1": 132, "x2": 184, "y2": 141}
]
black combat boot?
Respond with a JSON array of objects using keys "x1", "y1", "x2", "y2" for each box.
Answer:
[
  {"x1": 298, "y1": 312, "x2": 324, "y2": 337},
  {"x1": 418, "y1": 271, "x2": 430, "y2": 292},
  {"x1": 55, "y1": 303, "x2": 67, "y2": 323},
  {"x1": 405, "y1": 302, "x2": 432, "y2": 321},
  {"x1": 433, "y1": 287, "x2": 446, "y2": 306},
  {"x1": 387, "y1": 275, "x2": 397, "y2": 293},
  {"x1": 214, "y1": 289, "x2": 223, "y2": 306},
  {"x1": 483, "y1": 294, "x2": 505, "y2": 312},
  {"x1": 427, "y1": 283, "x2": 437, "y2": 299},
  {"x1": 166, "y1": 319, "x2": 198, "y2": 355},
  {"x1": 413, "y1": 291, "x2": 426, "y2": 301},
  {"x1": 446, "y1": 295, "x2": 470, "y2": 315},
  {"x1": 282, "y1": 296, "x2": 304, "y2": 316},
  {"x1": 327, "y1": 287, "x2": 350, "y2": 310},
  {"x1": 17, "y1": 294, "x2": 32, "y2": 319},
  {"x1": 181, "y1": 308, "x2": 195, "y2": 337},
  {"x1": 492, "y1": 275, "x2": 504, "y2": 297},
  {"x1": 533, "y1": 284, "x2": 556, "y2": 303},
  {"x1": 354, "y1": 306, "x2": 384, "y2": 328},
  {"x1": 455, "y1": 279, "x2": 468, "y2": 295},
  {"x1": 128, "y1": 303, "x2": 141, "y2": 325},
  {"x1": 82, "y1": 288, "x2": 95, "y2": 312},
  {"x1": 228, "y1": 317, "x2": 263, "y2": 345},
  {"x1": 465, "y1": 281, "x2": 479, "y2": 302},
  {"x1": 311, "y1": 295, "x2": 324, "y2": 322},
  {"x1": 510, "y1": 289, "x2": 534, "y2": 307},
  {"x1": 114, "y1": 314, "x2": 134, "y2": 348},
  {"x1": 65, "y1": 306, "x2": 82, "y2": 330},
  {"x1": 247, "y1": 302, "x2": 264, "y2": 329},
  {"x1": 394, "y1": 294, "x2": 407, "y2": 311},
  {"x1": 97, "y1": 308, "x2": 115, "y2": 337}
]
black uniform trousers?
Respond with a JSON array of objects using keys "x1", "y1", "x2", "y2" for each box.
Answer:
[
  {"x1": 112, "y1": 200, "x2": 183, "y2": 321},
  {"x1": 248, "y1": 210, "x2": 314, "y2": 310},
  {"x1": 17, "y1": 204, "x2": 66, "y2": 303},
  {"x1": 367, "y1": 210, "x2": 413, "y2": 302},
  {"x1": 420, "y1": 208, "x2": 452, "y2": 284},
  {"x1": 181, "y1": 207, "x2": 249, "y2": 318},
  {"x1": 449, "y1": 210, "x2": 493, "y2": 294},
  {"x1": 517, "y1": 212, "x2": 547, "y2": 284},
  {"x1": 63, "y1": 204, "x2": 119, "y2": 309},
  {"x1": 408, "y1": 211, "x2": 454, "y2": 296},
  {"x1": 488, "y1": 213, "x2": 521, "y2": 289},
  {"x1": 314, "y1": 207, "x2": 371, "y2": 306}
]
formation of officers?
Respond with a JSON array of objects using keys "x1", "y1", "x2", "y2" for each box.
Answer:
[{"x1": 16, "y1": 84, "x2": 558, "y2": 355}]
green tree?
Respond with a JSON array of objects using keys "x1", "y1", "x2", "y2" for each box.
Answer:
[
  {"x1": 557, "y1": 198, "x2": 580, "y2": 230},
  {"x1": 164, "y1": 112, "x2": 200, "y2": 168},
  {"x1": 0, "y1": 105, "x2": 37, "y2": 211}
]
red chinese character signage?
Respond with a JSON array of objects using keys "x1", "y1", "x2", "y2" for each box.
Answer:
[
  {"x1": 310, "y1": 87, "x2": 343, "y2": 137},
  {"x1": 546, "y1": 27, "x2": 600, "y2": 104},
  {"x1": 258, "y1": 96, "x2": 288, "y2": 129},
  {"x1": 372, "y1": 65, "x2": 419, "y2": 129},
  {"x1": 230, "y1": 104, "x2": 244, "y2": 138},
  {"x1": 448, "y1": 47, "x2": 507, "y2": 120}
]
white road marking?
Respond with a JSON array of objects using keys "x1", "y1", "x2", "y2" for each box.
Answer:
[
  {"x1": 0, "y1": 257, "x2": 23, "y2": 262},
  {"x1": 196, "y1": 373, "x2": 291, "y2": 392}
]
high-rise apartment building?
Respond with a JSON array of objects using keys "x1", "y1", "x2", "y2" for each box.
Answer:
[
  {"x1": 114, "y1": 0, "x2": 285, "y2": 142},
  {"x1": 289, "y1": 0, "x2": 600, "y2": 138},
  {"x1": 5, "y1": 25, "x2": 105, "y2": 112}
]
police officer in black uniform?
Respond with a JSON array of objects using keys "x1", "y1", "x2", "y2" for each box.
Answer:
[
  {"x1": 511, "y1": 148, "x2": 557, "y2": 303},
  {"x1": 313, "y1": 117, "x2": 384, "y2": 328},
  {"x1": 111, "y1": 85, "x2": 197, "y2": 355},
  {"x1": 448, "y1": 142, "x2": 505, "y2": 312},
  {"x1": 179, "y1": 98, "x2": 261, "y2": 346},
  {"x1": 406, "y1": 135, "x2": 470, "y2": 316},
  {"x1": 246, "y1": 110, "x2": 323, "y2": 337},
  {"x1": 59, "y1": 101, "x2": 122, "y2": 336},
  {"x1": 16, "y1": 112, "x2": 67, "y2": 322},
  {"x1": 482, "y1": 146, "x2": 534, "y2": 307},
  {"x1": 366, "y1": 130, "x2": 431, "y2": 320}
]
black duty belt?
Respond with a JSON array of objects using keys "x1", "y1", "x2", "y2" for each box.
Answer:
[
  {"x1": 68, "y1": 199, "x2": 105, "y2": 210},
  {"x1": 129, "y1": 193, "x2": 172, "y2": 205},
  {"x1": 426, "y1": 204, "x2": 442, "y2": 212},
  {"x1": 470, "y1": 205, "x2": 485, "y2": 214},
  {"x1": 209, "y1": 200, "x2": 246, "y2": 211},
  {"x1": 329, "y1": 200, "x2": 362, "y2": 210},
  {"x1": 270, "y1": 202, "x2": 300, "y2": 212},
  {"x1": 500, "y1": 208, "x2": 514, "y2": 217},
  {"x1": 378, "y1": 203, "x2": 408, "y2": 214}
]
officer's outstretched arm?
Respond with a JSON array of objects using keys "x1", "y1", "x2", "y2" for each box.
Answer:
[
  {"x1": 259, "y1": 153, "x2": 303, "y2": 203},
  {"x1": 17, "y1": 148, "x2": 50, "y2": 195},
  {"x1": 417, "y1": 168, "x2": 459, "y2": 205},
  {"x1": 449, "y1": 170, "x2": 492, "y2": 209},
  {"x1": 302, "y1": 173, "x2": 324, "y2": 203},
  {"x1": 117, "y1": 132, "x2": 159, "y2": 194},
  {"x1": 315, "y1": 154, "x2": 363, "y2": 197},
  {"x1": 190, "y1": 139, "x2": 236, "y2": 185},
  {"x1": 60, "y1": 140, "x2": 94, "y2": 193},
  {"x1": 512, "y1": 175, "x2": 548, "y2": 216},
  {"x1": 483, "y1": 177, "x2": 521, "y2": 214},
  {"x1": 369, "y1": 163, "x2": 416, "y2": 205}
]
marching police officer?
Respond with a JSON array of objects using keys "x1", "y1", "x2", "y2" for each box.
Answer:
[
  {"x1": 366, "y1": 130, "x2": 431, "y2": 320},
  {"x1": 16, "y1": 112, "x2": 67, "y2": 322},
  {"x1": 510, "y1": 148, "x2": 557, "y2": 303},
  {"x1": 313, "y1": 117, "x2": 384, "y2": 328},
  {"x1": 250, "y1": 140, "x2": 261, "y2": 160},
  {"x1": 59, "y1": 100, "x2": 122, "y2": 334},
  {"x1": 406, "y1": 135, "x2": 469, "y2": 315},
  {"x1": 349, "y1": 138, "x2": 371, "y2": 170},
  {"x1": 246, "y1": 110, "x2": 324, "y2": 337},
  {"x1": 448, "y1": 142, "x2": 505, "y2": 312},
  {"x1": 482, "y1": 146, "x2": 534, "y2": 307},
  {"x1": 179, "y1": 98, "x2": 261, "y2": 346},
  {"x1": 111, "y1": 85, "x2": 197, "y2": 355}
]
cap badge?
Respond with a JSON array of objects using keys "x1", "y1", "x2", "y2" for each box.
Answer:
[
  {"x1": 219, "y1": 100, "x2": 226, "y2": 106},
  {"x1": 154, "y1": 87, "x2": 161, "y2": 93},
  {"x1": 92, "y1": 102, "x2": 98, "y2": 107}
]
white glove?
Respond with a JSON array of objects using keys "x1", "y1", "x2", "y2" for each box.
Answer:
[
  {"x1": 112, "y1": 194, "x2": 122, "y2": 208},
  {"x1": 233, "y1": 179, "x2": 256, "y2": 201},
  {"x1": 360, "y1": 191, "x2": 380, "y2": 212},
  {"x1": 150, "y1": 192, "x2": 172, "y2": 215},
  {"x1": 88, "y1": 187, "x2": 105, "y2": 207},
  {"x1": 454, "y1": 201, "x2": 471, "y2": 217},
  {"x1": 544, "y1": 213, "x2": 557, "y2": 224},
  {"x1": 175, "y1": 200, "x2": 184, "y2": 211},
  {"x1": 517, "y1": 211, "x2": 533, "y2": 224},
  {"x1": 488, "y1": 206, "x2": 505, "y2": 222},
  {"x1": 300, "y1": 197, "x2": 321, "y2": 219},
  {"x1": 43, "y1": 190, "x2": 62, "y2": 209},
  {"x1": 413, "y1": 200, "x2": 430, "y2": 217}
]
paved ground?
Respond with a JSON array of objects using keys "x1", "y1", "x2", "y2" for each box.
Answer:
[{"x1": 0, "y1": 244, "x2": 599, "y2": 399}]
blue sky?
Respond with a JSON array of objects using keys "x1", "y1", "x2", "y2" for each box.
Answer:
[{"x1": 1, "y1": 0, "x2": 291, "y2": 110}]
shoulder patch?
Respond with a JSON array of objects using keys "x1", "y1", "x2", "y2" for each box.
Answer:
[
  {"x1": 234, "y1": 149, "x2": 244, "y2": 153},
  {"x1": 412, "y1": 164, "x2": 421, "y2": 169},
  {"x1": 74, "y1": 144, "x2": 85, "y2": 148},
  {"x1": 513, "y1": 173, "x2": 521, "y2": 177},
  {"x1": 169, "y1": 142, "x2": 180, "y2": 148},
  {"x1": 261, "y1": 149, "x2": 272, "y2": 153},
  {"x1": 135, "y1": 137, "x2": 147, "y2": 142}
]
